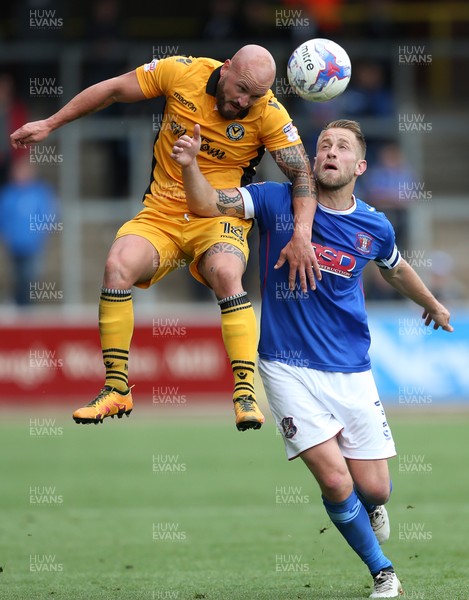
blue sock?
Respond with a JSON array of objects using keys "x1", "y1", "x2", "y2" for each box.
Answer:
[
  {"x1": 355, "y1": 480, "x2": 393, "y2": 514},
  {"x1": 323, "y1": 490, "x2": 392, "y2": 575}
]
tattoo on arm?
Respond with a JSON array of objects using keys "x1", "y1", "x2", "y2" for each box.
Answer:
[
  {"x1": 271, "y1": 144, "x2": 317, "y2": 201},
  {"x1": 216, "y1": 188, "x2": 245, "y2": 216}
]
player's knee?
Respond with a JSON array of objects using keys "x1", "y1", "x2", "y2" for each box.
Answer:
[
  {"x1": 320, "y1": 470, "x2": 352, "y2": 501},
  {"x1": 200, "y1": 245, "x2": 245, "y2": 295},
  {"x1": 373, "y1": 487, "x2": 391, "y2": 506},
  {"x1": 215, "y1": 264, "x2": 241, "y2": 286},
  {"x1": 360, "y1": 482, "x2": 391, "y2": 506},
  {"x1": 205, "y1": 262, "x2": 243, "y2": 297},
  {"x1": 104, "y1": 252, "x2": 137, "y2": 288}
]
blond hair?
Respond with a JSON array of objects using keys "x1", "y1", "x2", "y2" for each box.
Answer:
[{"x1": 321, "y1": 119, "x2": 366, "y2": 158}]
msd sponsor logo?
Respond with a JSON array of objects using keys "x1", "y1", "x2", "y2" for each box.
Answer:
[{"x1": 312, "y1": 242, "x2": 356, "y2": 278}]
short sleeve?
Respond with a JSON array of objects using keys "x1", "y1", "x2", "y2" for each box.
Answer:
[
  {"x1": 261, "y1": 94, "x2": 302, "y2": 151},
  {"x1": 242, "y1": 182, "x2": 292, "y2": 232},
  {"x1": 135, "y1": 55, "x2": 193, "y2": 99},
  {"x1": 374, "y1": 219, "x2": 401, "y2": 269},
  {"x1": 238, "y1": 187, "x2": 255, "y2": 219}
]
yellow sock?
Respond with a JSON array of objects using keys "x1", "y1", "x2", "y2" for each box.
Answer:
[
  {"x1": 218, "y1": 293, "x2": 257, "y2": 401},
  {"x1": 99, "y1": 288, "x2": 134, "y2": 392}
]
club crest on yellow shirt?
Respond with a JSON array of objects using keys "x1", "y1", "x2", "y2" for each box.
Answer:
[{"x1": 226, "y1": 123, "x2": 245, "y2": 141}]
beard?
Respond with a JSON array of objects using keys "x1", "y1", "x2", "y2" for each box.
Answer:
[
  {"x1": 215, "y1": 78, "x2": 248, "y2": 120},
  {"x1": 315, "y1": 168, "x2": 355, "y2": 191}
]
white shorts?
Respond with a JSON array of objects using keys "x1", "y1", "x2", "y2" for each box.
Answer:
[{"x1": 258, "y1": 359, "x2": 396, "y2": 461}]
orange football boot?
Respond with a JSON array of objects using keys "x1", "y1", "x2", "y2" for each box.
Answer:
[
  {"x1": 234, "y1": 395, "x2": 265, "y2": 431},
  {"x1": 73, "y1": 386, "x2": 133, "y2": 424}
]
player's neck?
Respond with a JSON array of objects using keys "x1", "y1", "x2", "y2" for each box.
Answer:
[{"x1": 318, "y1": 189, "x2": 355, "y2": 212}]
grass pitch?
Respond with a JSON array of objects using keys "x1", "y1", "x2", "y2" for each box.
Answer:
[{"x1": 1, "y1": 408, "x2": 468, "y2": 600}]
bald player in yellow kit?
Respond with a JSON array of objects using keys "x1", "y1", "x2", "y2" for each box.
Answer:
[{"x1": 11, "y1": 45, "x2": 319, "y2": 430}]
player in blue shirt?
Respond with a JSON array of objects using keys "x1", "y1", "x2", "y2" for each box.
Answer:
[{"x1": 171, "y1": 120, "x2": 453, "y2": 598}]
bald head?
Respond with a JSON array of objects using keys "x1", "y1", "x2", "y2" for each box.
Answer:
[
  {"x1": 230, "y1": 45, "x2": 276, "y2": 89},
  {"x1": 216, "y1": 45, "x2": 276, "y2": 119}
]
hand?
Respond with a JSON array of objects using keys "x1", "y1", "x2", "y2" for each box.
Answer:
[
  {"x1": 275, "y1": 231, "x2": 321, "y2": 292},
  {"x1": 10, "y1": 120, "x2": 52, "y2": 149},
  {"x1": 422, "y1": 304, "x2": 453, "y2": 332},
  {"x1": 171, "y1": 123, "x2": 202, "y2": 166}
]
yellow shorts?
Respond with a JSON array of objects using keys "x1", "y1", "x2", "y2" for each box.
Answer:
[{"x1": 115, "y1": 205, "x2": 253, "y2": 288}]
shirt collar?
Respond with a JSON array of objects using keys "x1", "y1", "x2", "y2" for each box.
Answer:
[
  {"x1": 206, "y1": 66, "x2": 222, "y2": 96},
  {"x1": 317, "y1": 195, "x2": 357, "y2": 215}
]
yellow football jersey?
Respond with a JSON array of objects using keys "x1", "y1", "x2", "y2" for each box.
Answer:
[{"x1": 136, "y1": 55, "x2": 302, "y2": 214}]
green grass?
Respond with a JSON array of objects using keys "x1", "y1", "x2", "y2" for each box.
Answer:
[{"x1": 1, "y1": 409, "x2": 468, "y2": 599}]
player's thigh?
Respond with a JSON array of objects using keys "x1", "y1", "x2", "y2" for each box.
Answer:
[
  {"x1": 300, "y1": 437, "x2": 353, "y2": 499},
  {"x1": 106, "y1": 234, "x2": 158, "y2": 285},
  {"x1": 346, "y1": 457, "x2": 391, "y2": 504},
  {"x1": 185, "y1": 216, "x2": 252, "y2": 286},
  {"x1": 115, "y1": 210, "x2": 187, "y2": 288}
]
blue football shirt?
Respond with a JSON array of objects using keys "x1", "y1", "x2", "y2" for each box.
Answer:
[{"x1": 240, "y1": 181, "x2": 401, "y2": 372}]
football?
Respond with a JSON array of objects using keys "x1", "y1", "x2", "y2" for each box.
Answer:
[{"x1": 287, "y1": 38, "x2": 352, "y2": 102}]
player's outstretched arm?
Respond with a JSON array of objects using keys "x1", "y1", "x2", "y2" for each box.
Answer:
[
  {"x1": 171, "y1": 124, "x2": 246, "y2": 218},
  {"x1": 270, "y1": 143, "x2": 320, "y2": 291},
  {"x1": 380, "y1": 259, "x2": 454, "y2": 331},
  {"x1": 10, "y1": 71, "x2": 145, "y2": 149}
]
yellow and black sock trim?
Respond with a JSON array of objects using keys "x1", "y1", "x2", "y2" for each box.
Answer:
[
  {"x1": 102, "y1": 347, "x2": 129, "y2": 389},
  {"x1": 231, "y1": 359, "x2": 256, "y2": 398},
  {"x1": 218, "y1": 292, "x2": 252, "y2": 314},
  {"x1": 101, "y1": 288, "x2": 132, "y2": 302}
]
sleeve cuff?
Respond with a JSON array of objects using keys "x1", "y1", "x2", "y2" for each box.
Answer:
[
  {"x1": 238, "y1": 187, "x2": 255, "y2": 219},
  {"x1": 375, "y1": 245, "x2": 402, "y2": 270}
]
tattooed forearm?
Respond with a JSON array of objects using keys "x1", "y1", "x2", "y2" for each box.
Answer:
[
  {"x1": 292, "y1": 180, "x2": 315, "y2": 199},
  {"x1": 271, "y1": 144, "x2": 317, "y2": 201},
  {"x1": 216, "y1": 188, "x2": 245, "y2": 216},
  {"x1": 271, "y1": 143, "x2": 309, "y2": 179}
]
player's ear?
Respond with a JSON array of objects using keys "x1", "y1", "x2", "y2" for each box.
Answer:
[
  {"x1": 355, "y1": 159, "x2": 367, "y2": 176},
  {"x1": 220, "y1": 60, "x2": 231, "y2": 76}
]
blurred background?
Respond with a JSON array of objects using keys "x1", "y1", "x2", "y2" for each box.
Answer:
[{"x1": 0, "y1": 0, "x2": 468, "y2": 405}]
